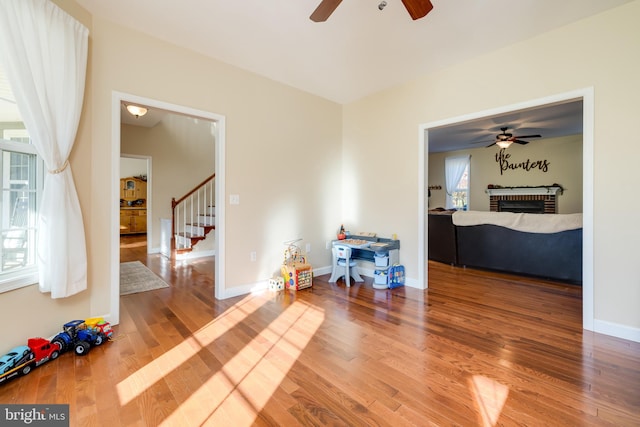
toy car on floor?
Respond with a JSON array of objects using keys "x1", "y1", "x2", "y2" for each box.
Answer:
[
  {"x1": 52, "y1": 320, "x2": 104, "y2": 356},
  {"x1": 0, "y1": 346, "x2": 33, "y2": 374},
  {"x1": 84, "y1": 317, "x2": 113, "y2": 340},
  {"x1": 27, "y1": 338, "x2": 61, "y2": 367}
]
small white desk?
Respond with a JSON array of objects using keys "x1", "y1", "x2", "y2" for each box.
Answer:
[{"x1": 328, "y1": 237, "x2": 400, "y2": 288}]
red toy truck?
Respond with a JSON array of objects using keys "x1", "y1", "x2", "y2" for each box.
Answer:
[
  {"x1": 0, "y1": 338, "x2": 60, "y2": 384},
  {"x1": 27, "y1": 338, "x2": 61, "y2": 367}
]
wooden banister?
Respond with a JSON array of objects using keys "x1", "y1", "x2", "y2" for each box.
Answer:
[{"x1": 172, "y1": 173, "x2": 216, "y2": 208}]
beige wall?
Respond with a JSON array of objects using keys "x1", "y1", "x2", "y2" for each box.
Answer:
[
  {"x1": 121, "y1": 113, "x2": 216, "y2": 249},
  {"x1": 87, "y1": 17, "x2": 343, "y2": 303},
  {"x1": 120, "y1": 157, "x2": 146, "y2": 178},
  {"x1": 344, "y1": 1, "x2": 640, "y2": 331},
  {"x1": 429, "y1": 134, "x2": 583, "y2": 213}
]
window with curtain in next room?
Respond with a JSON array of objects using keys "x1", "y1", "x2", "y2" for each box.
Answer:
[{"x1": 445, "y1": 155, "x2": 470, "y2": 210}]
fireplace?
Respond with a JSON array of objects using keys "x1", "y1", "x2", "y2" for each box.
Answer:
[
  {"x1": 486, "y1": 186, "x2": 561, "y2": 214},
  {"x1": 498, "y1": 200, "x2": 545, "y2": 214}
]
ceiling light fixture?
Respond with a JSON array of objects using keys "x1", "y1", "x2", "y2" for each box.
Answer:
[
  {"x1": 496, "y1": 140, "x2": 512, "y2": 149},
  {"x1": 126, "y1": 104, "x2": 148, "y2": 118}
]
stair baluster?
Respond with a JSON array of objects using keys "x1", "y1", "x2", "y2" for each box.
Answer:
[{"x1": 171, "y1": 173, "x2": 216, "y2": 257}]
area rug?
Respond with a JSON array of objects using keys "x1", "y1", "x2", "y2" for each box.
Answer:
[{"x1": 120, "y1": 261, "x2": 169, "y2": 295}]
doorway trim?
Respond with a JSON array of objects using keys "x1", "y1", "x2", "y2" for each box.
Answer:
[
  {"x1": 110, "y1": 91, "x2": 226, "y2": 325},
  {"x1": 418, "y1": 87, "x2": 594, "y2": 332}
]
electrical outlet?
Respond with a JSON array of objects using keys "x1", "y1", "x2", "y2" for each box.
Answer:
[
  {"x1": 250, "y1": 251, "x2": 256, "y2": 262},
  {"x1": 230, "y1": 194, "x2": 240, "y2": 205},
  {"x1": 306, "y1": 243, "x2": 311, "y2": 253}
]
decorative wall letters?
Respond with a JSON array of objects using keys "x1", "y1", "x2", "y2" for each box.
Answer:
[{"x1": 495, "y1": 148, "x2": 550, "y2": 175}]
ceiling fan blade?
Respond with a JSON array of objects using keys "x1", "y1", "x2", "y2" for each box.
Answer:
[
  {"x1": 401, "y1": 0, "x2": 434, "y2": 20},
  {"x1": 486, "y1": 142, "x2": 497, "y2": 148},
  {"x1": 513, "y1": 134, "x2": 541, "y2": 139},
  {"x1": 310, "y1": 0, "x2": 343, "y2": 22},
  {"x1": 513, "y1": 139, "x2": 530, "y2": 145}
]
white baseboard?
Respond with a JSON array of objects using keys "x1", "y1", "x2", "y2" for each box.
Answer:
[
  {"x1": 312, "y1": 266, "x2": 332, "y2": 276},
  {"x1": 221, "y1": 280, "x2": 269, "y2": 299},
  {"x1": 176, "y1": 249, "x2": 216, "y2": 261},
  {"x1": 403, "y1": 277, "x2": 421, "y2": 289},
  {"x1": 594, "y1": 319, "x2": 640, "y2": 343}
]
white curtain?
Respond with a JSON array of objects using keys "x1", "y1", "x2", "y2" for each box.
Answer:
[
  {"x1": 444, "y1": 155, "x2": 470, "y2": 209},
  {"x1": 0, "y1": 0, "x2": 89, "y2": 298}
]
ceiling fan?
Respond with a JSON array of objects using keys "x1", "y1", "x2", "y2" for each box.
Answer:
[
  {"x1": 484, "y1": 127, "x2": 541, "y2": 148},
  {"x1": 310, "y1": 0, "x2": 434, "y2": 22}
]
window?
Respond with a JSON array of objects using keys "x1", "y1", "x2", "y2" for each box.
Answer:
[
  {"x1": 0, "y1": 64, "x2": 41, "y2": 292},
  {"x1": 445, "y1": 155, "x2": 470, "y2": 210}
]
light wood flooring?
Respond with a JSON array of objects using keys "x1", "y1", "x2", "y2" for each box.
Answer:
[{"x1": 0, "y1": 234, "x2": 638, "y2": 426}]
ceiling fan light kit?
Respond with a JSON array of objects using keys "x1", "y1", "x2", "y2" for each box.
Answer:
[
  {"x1": 310, "y1": 0, "x2": 433, "y2": 22},
  {"x1": 483, "y1": 127, "x2": 542, "y2": 148}
]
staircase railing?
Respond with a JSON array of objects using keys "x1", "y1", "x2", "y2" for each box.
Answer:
[{"x1": 171, "y1": 173, "x2": 216, "y2": 253}]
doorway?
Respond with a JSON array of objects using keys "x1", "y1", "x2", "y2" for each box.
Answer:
[
  {"x1": 109, "y1": 92, "x2": 227, "y2": 326},
  {"x1": 119, "y1": 155, "x2": 151, "y2": 251},
  {"x1": 418, "y1": 88, "x2": 594, "y2": 332}
]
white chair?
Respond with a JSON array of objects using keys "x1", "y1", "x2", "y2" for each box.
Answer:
[{"x1": 328, "y1": 244, "x2": 363, "y2": 287}]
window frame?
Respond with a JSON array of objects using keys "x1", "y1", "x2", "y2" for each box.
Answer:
[
  {"x1": 0, "y1": 136, "x2": 42, "y2": 293},
  {"x1": 444, "y1": 155, "x2": 470, "y2": 210},
  {"x1": 450, "y1": 163, "x2": 470, "y2": 210}
]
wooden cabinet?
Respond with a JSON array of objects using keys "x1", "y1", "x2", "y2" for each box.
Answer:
[
  {"x1": 120, "y1": 177, "x2": 147, "y2": 234},
  {"x1": 120, "y1": 209, "x2": 147, "y2": 234},
  {"x1": 120, "y1": 177, "x2": 147, "y2": 201}
]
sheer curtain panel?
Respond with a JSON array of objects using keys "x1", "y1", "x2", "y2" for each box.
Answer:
[
  {"x1": 444, "y1": 155, "x2": 470, "y2": 209},
  {"x1": 0, "y1": 0, "x2": 89, "y2": 298}
]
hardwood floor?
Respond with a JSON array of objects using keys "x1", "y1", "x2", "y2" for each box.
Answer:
[{"x1": 1, "y1": 234, "x2": 639, "y2": 426}]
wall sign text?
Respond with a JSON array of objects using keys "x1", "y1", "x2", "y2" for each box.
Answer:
[{"x1": 495, "y1": 148, "x2": 550, "y2": 175}]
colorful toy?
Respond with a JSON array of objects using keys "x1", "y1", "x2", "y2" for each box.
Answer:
[
  {"x1": 0, "y1": 338, "x2": 61, "y2": 384},
  {"x1": 1, "y1": 317, "x2": 115, "y2": 385},
  {"x1": 281, "y1": 239, "x2": 313, "y2": 290},
  {"x1": 27, "y1": 338, "x2": 61, "y2": 367},
  {"x1": 85, "y1": 317, "x2": 114, "y2": 339},
  {"x1": 0, "y1": 346, "x2": 32, "y2": 375},
  {"x1": 52, "y1": 320, "x2": 104, "y2": 356},
  {"x1": 269, "y1": 276, "x2": 285, "y2": 291},
  {"x1": 388, "y1": 264, "x2": 405, "y2": 289}
]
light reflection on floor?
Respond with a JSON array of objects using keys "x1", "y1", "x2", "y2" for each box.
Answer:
[
  {"x1": 116, "y1": 292, "x2": 325, "y2": 426},
  {"x1": 469, "y1": 374, "x2": 509, "y2": 427}
]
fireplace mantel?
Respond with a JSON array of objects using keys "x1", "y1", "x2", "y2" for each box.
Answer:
[{"x1": 486, "y1": 186, "x2": 561, "y2": 196}]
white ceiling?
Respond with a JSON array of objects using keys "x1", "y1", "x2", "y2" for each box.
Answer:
[{"x1": 78, "y1": 0, "x2": 630, "y2": 104}]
